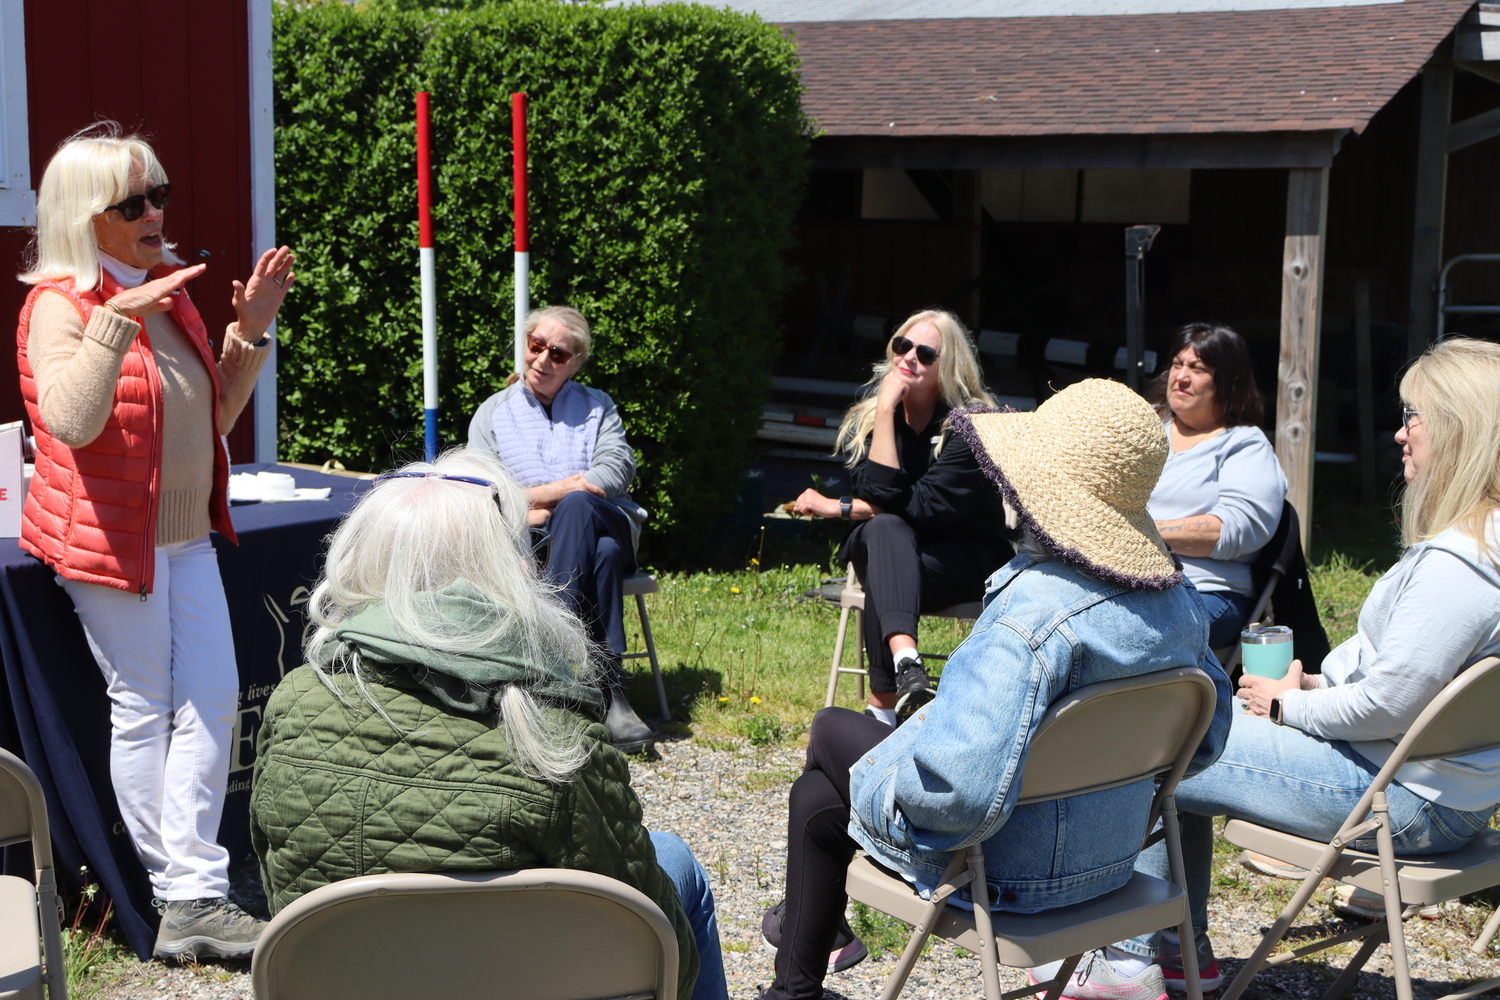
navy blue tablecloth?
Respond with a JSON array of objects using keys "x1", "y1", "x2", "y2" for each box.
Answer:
[{"x1": 0, "y1": 464, "x2": 370, "y2": 958}]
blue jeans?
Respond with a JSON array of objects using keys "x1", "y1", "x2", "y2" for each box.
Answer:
[
  {"x1": 650, "y1": 831, "x2": 728, "y2": 1000},
  {"x1": 1197, "y1": 590, "x2": 1253, "y2": 651},
  {"x1": 1119, "y1": 700, "x2": 1494, "y2": 958}
]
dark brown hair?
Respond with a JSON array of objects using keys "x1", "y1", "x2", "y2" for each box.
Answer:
[{"x1": 1148, "y1": 322, "x2": 1264, "y2": 427}]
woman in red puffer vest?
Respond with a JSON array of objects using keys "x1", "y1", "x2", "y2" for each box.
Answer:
[{"x1": 16, "y1": 123, "x2": 294, "y2": 962}]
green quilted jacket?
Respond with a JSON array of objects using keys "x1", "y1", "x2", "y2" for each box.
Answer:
[{"x1": 250, "y1": 665, "x2": 699, "y2": 999}]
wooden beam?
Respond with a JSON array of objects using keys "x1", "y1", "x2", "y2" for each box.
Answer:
[
  {"x1": 1354, "y1": 279, "x2": 1377, "y2": 506},
  {"x1": 1408, "y1": 55, "x2": 1453, "y2": 360},
  {"x1": 811, "y1": 130, "x2": 1349, "y2": 171},
  {"x1": 1276, "y1": 167, "x2": 1329, "y2": 557},
  {"x1": 1448, "y1": 104, "x2": 1500, "y2": 153}
]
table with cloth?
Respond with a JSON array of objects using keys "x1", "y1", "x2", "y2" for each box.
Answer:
[{"x1": 0, "y1": 464, "x2": 369, "y2": 959}]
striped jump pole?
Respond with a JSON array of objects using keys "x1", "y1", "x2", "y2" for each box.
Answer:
[
  {"x1": 417, "y1": 91, "x2": 439, "y2": 462},
  {"x1": 513, "y1": 92, "x2": 529, "y2": 375}
]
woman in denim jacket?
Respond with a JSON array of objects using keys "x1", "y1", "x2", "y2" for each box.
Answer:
[{"x1": 760, "y1": 379, "x2": 1232, "y2": 1000}]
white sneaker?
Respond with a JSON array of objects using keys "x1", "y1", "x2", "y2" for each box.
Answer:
[
  {"x1": 1332, "y1": 883, "x2": 1442, "y2": 921},
  {"x1": 1028, "y1": 949, "x2": 1169, "y2": 1000}
]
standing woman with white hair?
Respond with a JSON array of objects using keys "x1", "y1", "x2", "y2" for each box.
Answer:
[
  {"x1": 793, "y1": 309, "x2": 1010, "y2": 726},
  {"x1": 250, "y1": 449, "x2": 727, "y2": 1000},
  {"x1": 16, "y1": 124, "x2": 294, "y2": 960}
]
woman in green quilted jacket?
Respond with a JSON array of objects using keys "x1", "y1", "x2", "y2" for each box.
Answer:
[{"x1": 249, "y1": 449, "x2": 725, "y2": 1000}]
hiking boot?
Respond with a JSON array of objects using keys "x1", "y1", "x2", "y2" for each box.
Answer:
[
  {"x1": 892, "y1": 659, "x2": 935, "y2": 723},
  {"x1": 760, "y1": 899, "x2": 868, "y2": 973},
  {"x1": 153, "y1": 897, "x2": 266, "y2": 961},
  {"x1": 605, "y1": 687, "x2": 655, "y2": 755},
  {"x1": 1029, "y1": 949, "x2": 1168, "y2": 1000}
]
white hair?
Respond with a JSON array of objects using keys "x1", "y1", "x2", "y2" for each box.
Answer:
[
  {"x1": 21, "y1": 123, "x2": 184, "y2": 291},
  {"x1": 305, "y1": 448, "x2": 601, "y2": 782}
]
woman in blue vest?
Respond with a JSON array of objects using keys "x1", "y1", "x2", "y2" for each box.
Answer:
[{"x1": 468, "y1": 306, "x2": 653, "y2": 753}]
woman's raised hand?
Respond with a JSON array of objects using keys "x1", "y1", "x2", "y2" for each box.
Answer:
[
  {"x1": 231, "y1": 246, "x2": 296, "y2": 341},
  {"x1": 876, "y1": 369, "x2": 910, "y2": 413},
  {"x1": 104, "y1": 264, "x2": 207, "y2": 319}
]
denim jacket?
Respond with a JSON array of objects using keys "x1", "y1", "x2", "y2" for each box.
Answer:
[{"x1": 847, "y1": 553, "x2": 1232, "y2": 912}]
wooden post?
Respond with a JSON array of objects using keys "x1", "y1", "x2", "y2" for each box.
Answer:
[
  {"x1": 1408, "y1": 53, "x2": 1453, "y2": 361},
  {"x1": 1276, "y1": 167, "x2": 1329, "y2": 557},
  {"x1": 1354, "y1": 278, "x2": 1377, "y2": 505}
]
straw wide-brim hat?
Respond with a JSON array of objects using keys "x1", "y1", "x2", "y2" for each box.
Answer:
[{"x1": 952, "y1": 378, "x2": 1181, "y2": 591}]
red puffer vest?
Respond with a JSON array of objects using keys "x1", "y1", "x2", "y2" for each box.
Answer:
[{"x1": 16, "y1": 269, "x2": 237, "y2": 595}]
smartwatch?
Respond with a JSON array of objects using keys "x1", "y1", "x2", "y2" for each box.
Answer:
[
  {"x1": 839, "y1": 496, "x2": 854, "y2": 519},
  {"x1": 1269, "y1": 697, "x2": 1284, "y2": 725}
]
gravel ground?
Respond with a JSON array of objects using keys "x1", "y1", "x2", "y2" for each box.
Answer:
[{"x1": 85, "y1": 734, "x2": 1500, "y2": 1000}]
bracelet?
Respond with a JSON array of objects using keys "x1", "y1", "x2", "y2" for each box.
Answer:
[{"x1": 103, "y1": 299, "x2": 127, "y2": 317}]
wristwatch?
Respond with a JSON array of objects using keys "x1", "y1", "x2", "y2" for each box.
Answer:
[
  {"x1": 839, "y1": 496, "x2": 854, "y2": 519},
  {"x1": 1269, "y1": 697, "x2": 1284, "y2": 725}
]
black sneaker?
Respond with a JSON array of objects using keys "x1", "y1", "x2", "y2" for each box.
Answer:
[
  {"x1": 761, "y1": 900, "x2": 868, "y2": 973},
  {"x1": 893, "y1": 660, "x2": 935, "y2": 723},
  {"x1": 153, "y1": 896, "x2": 266, "y2": 961}
]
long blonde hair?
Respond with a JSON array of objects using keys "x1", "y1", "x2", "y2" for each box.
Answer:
[
  {"x1": 835, "y1": 309, "x2": 995, "y2": 465},
  {"x1": 21, "y1": 123, "x2": 183, "y2": 291},
  {"x1": 1398, "y1": 337, "x2": 1500, "y2": 562}
]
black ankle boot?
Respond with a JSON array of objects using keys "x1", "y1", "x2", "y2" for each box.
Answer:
[{"x1": 605, "y1": 687, "x2": 655, "y2": 754}]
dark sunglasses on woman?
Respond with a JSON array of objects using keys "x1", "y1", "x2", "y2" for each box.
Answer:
[
  {"x1": 527, "y1": 334, "x2": 575, "y2": 366},
  {"x1": 891, "y1": 335, "x2": 939, "y2": 367},
  {"x1": 102, "y1": 184, "x2": 172, "y2": 222}
]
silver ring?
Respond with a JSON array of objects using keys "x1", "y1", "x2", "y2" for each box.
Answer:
[{"x1": 272, "y1": 276, "x2": 286, "y2": 288}]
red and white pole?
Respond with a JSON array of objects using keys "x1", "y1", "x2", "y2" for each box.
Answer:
[
  {"x1": 513, "y1": 92, "x2": 529, "y2": 375},
  {"x1": 416, "y1": 91, "x2": 438, "y2": 461}
]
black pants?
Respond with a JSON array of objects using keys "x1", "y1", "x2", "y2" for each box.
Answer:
[
  {"x1": 841, "y1": 514, "x2": 1008, "y2": 692},
  {"x1": 542, "y1": 491, "x2": 635, "y2": 686},
  {"x1": 767, "y1": 707, "x2": 894, "y2": 1000}
]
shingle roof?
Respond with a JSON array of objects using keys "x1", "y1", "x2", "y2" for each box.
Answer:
[{"x1": 786, "y1": 1, "x2": 1474, "y2": 137}]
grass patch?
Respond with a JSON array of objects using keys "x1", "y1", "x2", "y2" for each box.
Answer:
[{"x1": 851, "y1": 901, "x2": 920, "y2": 958}]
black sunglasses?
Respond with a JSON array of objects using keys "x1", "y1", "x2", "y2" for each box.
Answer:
[
  {"x1": 891, "y1": 335, "x2": 939, "y2": 367},
  {"x1": 527, "y1": 334, "x2": 575, "y2": 366},
  {"x1": 102, "y1": 184, "x2": 172, "y2": 223},
  {"x1": 374, "y1": 472, "x2": 504, "y2": 515}
]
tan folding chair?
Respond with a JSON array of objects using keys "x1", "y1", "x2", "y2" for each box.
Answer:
[
  {"x1": 622, "y1": 571, "x2": 670, "y2": 720},
  {"x1": 251, "y1": 868, "x2": 679, "y2": 1000},
  {"x1": 1219, "y1": 655, "x2": 1500, "y2": 1000},
  {"x1": 0, "y1": 747, "x2": 67, "y2": 1000},
  {"x1": 825, "y1": 563, "x2": 985, "y2": 707},
  {"x1": 845, "y1": 666, "x2": 1219, "y2": 1000}
]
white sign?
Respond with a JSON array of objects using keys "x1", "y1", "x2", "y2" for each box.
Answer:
[{"x1": 0, "y1": 420, "x2": 23, "y2": 537}]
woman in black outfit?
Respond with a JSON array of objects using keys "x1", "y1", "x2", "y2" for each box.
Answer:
[{"x1": 792, "y1": 309, "x2": 1010, "y2": 725}]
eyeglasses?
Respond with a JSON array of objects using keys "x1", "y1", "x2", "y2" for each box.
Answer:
[
  {"x1": 891, "y1": 335, "x2": 939, "y2": 367},
  {"x1": 1401, "y1": 405, "x2": 1423, "y2": 430},
  {"x1": 526, "y1": 335, "x2": 575, "y2": 366},
  {"x1": 102, "y1": 184, "x2": 172, "y2": 222},
  {"x1": 374, "y1": 472, "x2": 504, "y2": 514}
]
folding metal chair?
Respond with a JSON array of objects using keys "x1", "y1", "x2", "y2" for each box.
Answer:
[
  {"x1": 1219, "y1": 655, "x2": 1500, "y2": 1000},
  {"x1": 0, "y1": 747, "x2": 67, "y2": 1000},
  {"x1": 844, "y1": 666, "x2": 1219, "y2": 1000},
  {"x1": 824, "y1": 563, "x2": 984, "y2": 707},
  {"x1": 251, "y1": 868, "x2": 679, "y2": 1000},
  {"x1": 1218, "y1": 501, "x2": 1330, "y2": 674}
]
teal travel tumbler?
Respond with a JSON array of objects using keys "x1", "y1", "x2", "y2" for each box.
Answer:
[{"x1": 1240, "y1": 624, "x2": 1294, "y2": 679}]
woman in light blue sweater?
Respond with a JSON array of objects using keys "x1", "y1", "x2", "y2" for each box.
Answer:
[
  {"x1": 1146, "y1": 323, "x2": 1286, "y2": 649},
  {"x1": 1069, "y1": 337, "x2": 1500, "y2": 999}
]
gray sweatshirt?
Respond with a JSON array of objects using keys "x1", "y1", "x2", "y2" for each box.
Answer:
[
  {"x1": 1281, "y1": 512, "x2": 1500, "y2": 811},
  {"x1": 1146, "y1": 423, "x2": 1287, "y2": 597}
]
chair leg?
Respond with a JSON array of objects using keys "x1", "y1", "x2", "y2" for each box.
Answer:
[
  {"x1": 1161, "y1": 796, "x2": 1203, "y2": 1000},
  {"x1": 636, "y1": 593, "x2": 670, "y2": 722},
  {"x1": 1373, "y1": 791, "x2": 1414, "y2": 1000},
  {"x1": 965, "y1": 844, "x2": 1003, "y2": 1000},
  {"x1": 37, "y1": 867, "x2": 68, "y2": 1000},
  {"x1": 855, "y1": 608, "x2": 866, "y2": 702},
  {"x1": 1474, "y1": 900, "x2": 1500, "y2": 956},
  {"x1": 1319, "y1": 926, "x2": 1388, "y2": 1000},
  {"x1": 828, "y1": 606, "x2": 852, "y2": 708},
  {"x1": 879, "y1": 852, "x2": 970, "y2": 1000}
]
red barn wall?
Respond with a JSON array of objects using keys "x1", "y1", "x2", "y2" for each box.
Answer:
[{"x1": 1, "y1": 0, "x2": 255, "y2": 460}]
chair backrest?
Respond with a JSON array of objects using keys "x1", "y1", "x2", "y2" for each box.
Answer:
[
  {"x1": 250, "y1": 868, "x2": 680, "y2": 1000},
  {"x1": 0, "y1": 747, "x2": 51, "y2": 869},
  {"x1": 1392, "y1": 656, "x2": 1500, "y2": 763},
  {"x1": 1017, "y1": 666, "x2": 1217, "y2": 805}
]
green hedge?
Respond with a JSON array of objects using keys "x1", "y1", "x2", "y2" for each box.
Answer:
[{"x1": 272, "y1": 1, "x2": 808, "y2": 561}]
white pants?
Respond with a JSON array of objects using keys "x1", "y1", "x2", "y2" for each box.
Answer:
[{"x1": 61, "y1": 536, "x2": 237, "y2": 900}]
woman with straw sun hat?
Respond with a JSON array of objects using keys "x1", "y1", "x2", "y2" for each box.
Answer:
[{"x1": 760, "y1": 378, "x2": 1231, "y2": 1000}]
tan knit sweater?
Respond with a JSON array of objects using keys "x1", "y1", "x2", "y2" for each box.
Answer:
[{"x1": 27, "y1": 290, "x2": 269, "y2": 545}]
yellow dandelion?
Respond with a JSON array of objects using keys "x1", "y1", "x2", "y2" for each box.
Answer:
[
  {"x1": 718, "y1": 696, "x2": 729, "y2": 704},
  {"x1": 749, "y1": 696, "x2": 762, "y2": 705},
  {"x1": 730, "y1": 586, "x2": 741, "y2": 594}
]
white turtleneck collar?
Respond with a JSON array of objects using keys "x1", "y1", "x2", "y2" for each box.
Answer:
[{"x1": 99, "y1": 252, "x2": 148, "y2": 289}]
